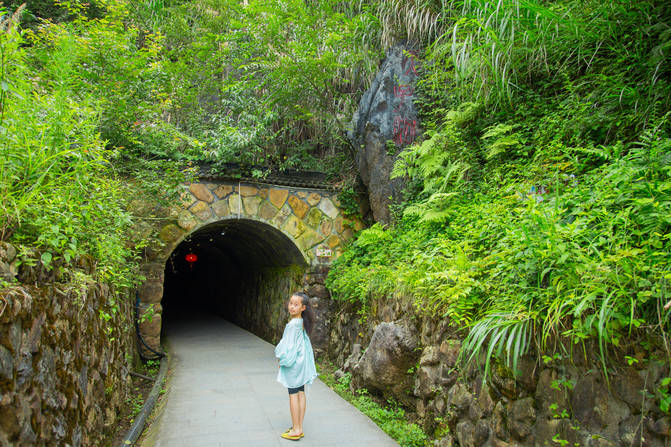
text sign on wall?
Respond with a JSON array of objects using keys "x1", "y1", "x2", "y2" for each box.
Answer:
[{"x1": 316, "y1": 248, "x2": 332, "y2": 257}]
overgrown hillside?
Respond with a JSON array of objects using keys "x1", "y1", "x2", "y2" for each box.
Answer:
[
  {"x1": 1, "y1": 0, "x2": 382, "y2": 290},
  {"x1": 2, "y1": 0, "x2": 671, "y2": 415},
  {"x1": 327, "y1": 0, "x2": 671, "y2": 396}
]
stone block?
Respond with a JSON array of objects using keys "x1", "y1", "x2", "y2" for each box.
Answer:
[
  {"x1": 191, "y1": 201, "x2": 212, "y2": 221},
  {"x1": 239, "y1": 185, "x2": 258, "y2": 196},
  {"x1": 477, "y1": 383, "x2": 496, "y2": 417},
  {"x1": 334, "y1": 216, "x2": 344, "y2": 234},
  {"x1": 258, "y1": 188, "x2": 269, "y2": 199},
  {"x1": 318, "y1": 197, "x2": 339, "y2": 219},
  {"x1": 355, "y1": 322, "x2": 418, "y2": 396},
  {"x1": 0, "y1": 345, "x2": 13, "y2": 381},
  {"x1": 0, "y1": 321, "x2": 21, "y2": 352},
  {"x1": 439, "y1": 339, "x2": 461, "y2": 368},
  {"x1": 258, "y1": 201, "x2": 278, "y2": 220},
  {"x1": 320, "y1": 219, "x2": 333, "y2": 236},
  {"x1": 243, "y1": 196, "x2": 261, "y2": 216},
  {"x1": 228, "y1": 195, "x2": 242, "y2": 215},
  {"x1": 177, "y1": 211, "x2": 198, "y2": 231},
  {"x1": 613, "y1": 367, "x2": 646, "y2": 408},
  {"x1": 269, "y1": 188, "x2": 289, "y2": 209},
  {"x1": 271, "y1": 204, "x2": 293, "y2": 228},
  {"x1": 447, "y1": 382, "x2": 473, "y2": 413},
  {"x1": 0, "y1": 242, "x2": 16, "y2": 262},
  {"x1": 214, "y1": 184, "x2": 233, "y2": 199},
  {"x1": 456, "y1": 420, "x2": 476, "y2": 447},
  {"x1": 139, "y1": 282, "x2": 163, "y2": 304},
  {"x1": 297, "y1": 191, "x2": 308, "y2": 198},
  {"x1": 306, "y1": 208, "x2": 323, "y2": 228},
  {"x1": 414, "y1": 365, "x2": 440, "y2": 398},
  {"x1": 307, "y1": 193, "x2": 322, "y2": 206},
  {"x1": 509, "y1": 397, "x2": 535, "y2": 440},
  {"x1": 282, "y1": 216, "x2": 306, "y2": 239},
  {"x1": 179, "y1": 191, "x2": 196, "y2": 208},
  {"x1": 159, "y1": 224, "x2": 182, "y2": 243},
  {"x1": 326, "y1": 235, "x2": 341, "y2": 249},
  {"x1": 212, "y1": 200, "x2": 230, "y2": 217},
  {"x1": 189, "y1": 183, "x2": 214, "y2": 203},
  {"x1": 306, "y1": 284, "x2": 328, "y2": 299},
  {"x1": 288, "y1": 195, "x2": 309, "y2": 219},
  {"x1": 140, "y1": 312, "x2": 162, "y2": 341},
  {"x1": 298, "y1": 228, "x2": 324, "y2": 251},
  {"x1": 420, "y1": 346, "x2": 440, "y2": 366}
]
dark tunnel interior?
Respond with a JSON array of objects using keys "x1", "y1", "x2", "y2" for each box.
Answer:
[{"x1": 160, "y1": 219, "x2": 307, "y2": 333}]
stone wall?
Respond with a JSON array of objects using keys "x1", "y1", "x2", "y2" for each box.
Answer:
[
  {"x1": 0, "y1": 243, "x2": 134, "y2": 447},
  {"x1": 226, "y1": 265, "x2": 333, "y2": 353},
  {"x1": 227, "y1": 266, "x2": 304, "y2": 345},
  {"x1": 326, "y1": 295, "x2": 671, "y2": 447}
]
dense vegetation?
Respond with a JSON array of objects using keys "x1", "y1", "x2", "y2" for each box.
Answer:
[
  {"x1": 2, "y1": 0, "x2": 670, "y2": 410},
  {"x1": 326, "y1": 0, "x2": 671, "y2": 383},
  {"x1": 0, "y1": 0, "x2": 381, "y2": 291}
]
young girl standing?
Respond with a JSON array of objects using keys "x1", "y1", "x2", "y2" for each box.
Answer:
[{"x1": 274, "y1": 292, "x2": 318, "y2": 441}]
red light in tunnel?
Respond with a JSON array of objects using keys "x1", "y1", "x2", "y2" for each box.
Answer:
[{"x1": 185, "y1": 253, "x2": 198, "y2": 263}]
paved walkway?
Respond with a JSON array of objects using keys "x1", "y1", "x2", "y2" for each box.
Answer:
[{"x1": 147, "y1": 314, "x2": 399, "y2": 447}]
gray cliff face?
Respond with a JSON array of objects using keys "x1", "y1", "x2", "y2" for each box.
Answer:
[{"x1": 349, "y1": 44, "x2": 421, "y2": 224}]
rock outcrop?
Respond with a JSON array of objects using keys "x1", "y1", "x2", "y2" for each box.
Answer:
[
  {"x1": 349, "y1": 44, "x2": 421, "y2": 224},
  {"x1": 353, "y1": 322, "x2": 419, "y2": 400}
]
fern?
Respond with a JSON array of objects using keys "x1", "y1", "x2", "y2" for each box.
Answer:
[{"x1": 482, "y1": 123, "x2": 521, "y2": 159}]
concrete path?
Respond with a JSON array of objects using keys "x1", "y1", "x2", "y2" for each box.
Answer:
[{"x1": 148, "y1": 315, "x2": 399, "y2": 447}]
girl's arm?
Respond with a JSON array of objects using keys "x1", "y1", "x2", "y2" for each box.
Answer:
[{"x1": 275, "y1": 323, "x2": 303, "y2": 367}]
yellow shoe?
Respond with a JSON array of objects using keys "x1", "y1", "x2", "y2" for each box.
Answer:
[
  {"x1": 280, "y1": 431, "x2": 303, "y2": 441},
  {"x1": 282, "y1": 428, "x2": 304, "y2": 438}
]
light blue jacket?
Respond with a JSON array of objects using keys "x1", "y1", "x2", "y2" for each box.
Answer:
[{"x1": 275, "y1": 318, "x2": 318, "y2": 389}]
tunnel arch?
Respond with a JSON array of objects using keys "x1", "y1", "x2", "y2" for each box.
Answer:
[
  {"x1": 166, "y1": 217, "x2": 309, "y2": 269},
  {"x1": 158, "y1": 217, "x2": 309, "y2": 345},
  {"x1": 138, "y1": 181, "x2": 364, "y2": 354}
]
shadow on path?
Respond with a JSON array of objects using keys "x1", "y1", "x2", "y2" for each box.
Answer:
[{"x1": 148, "y1": 314, "x2": 399, "y2": 447}]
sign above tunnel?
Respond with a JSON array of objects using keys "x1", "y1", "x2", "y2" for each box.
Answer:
[{"x1": 316, "y1": 247, "x2": 332, "y2": 257}]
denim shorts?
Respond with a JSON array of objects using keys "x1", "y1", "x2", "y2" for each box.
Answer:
[{"x1": 287, "y1": 385, "x2": 305, "y2": 394}]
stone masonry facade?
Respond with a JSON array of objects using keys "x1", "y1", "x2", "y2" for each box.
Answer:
[
  {"x1": 138, "y1": 181, "x2": 363, "y2": 354},
  {"x1": 162, "y1": 182, "x2": 361, "y2": 265}
]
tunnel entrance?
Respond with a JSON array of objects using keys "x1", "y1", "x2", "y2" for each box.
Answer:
[{"x1": 161, "y1": 218, "x2": 307, "y2": 343}]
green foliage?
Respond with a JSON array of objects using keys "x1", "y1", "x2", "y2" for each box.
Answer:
[
  {"x1": 329, "y1": 0, "x2": 671, "y2": 383},
  {"x1": 660, "y1": 377, "x2": 671, "y2": 414},
  {"x1": 337, "y1": 183, "x2": 362, "y2": 218},
  {"x1": 419, "y1": 0, "x2": 671, "y2": 141},
  {"x1": 0, "y1": 7, "x2": 136, "y2": 287},
  {"x1": 328, "y1": 112, "x2": 671, "y2": 380}
]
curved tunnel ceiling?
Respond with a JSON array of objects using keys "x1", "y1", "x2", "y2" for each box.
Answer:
[{"x1": 170, "y1": 218, "x2": 307, "y2": 269}]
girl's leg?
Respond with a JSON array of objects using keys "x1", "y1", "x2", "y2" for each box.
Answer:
[
  {"x1": 288, "y1": 393, "x2": 301, "y2": 436},
  {"x1": 298, "y1": 391, "x2": 306, "y2": 429}
]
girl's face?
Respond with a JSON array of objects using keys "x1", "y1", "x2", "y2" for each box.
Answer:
[{"x1": 288, "y1": 295, "x2": 306, "y2": 318}]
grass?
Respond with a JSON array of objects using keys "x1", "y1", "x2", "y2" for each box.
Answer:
[{"x1": 318, "y1": 360, "x2": 428, "y2": 447}]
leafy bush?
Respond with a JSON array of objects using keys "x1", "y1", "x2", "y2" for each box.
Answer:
[{"x1": 328, "y1": 112, "x2": 671, "y2": 379}]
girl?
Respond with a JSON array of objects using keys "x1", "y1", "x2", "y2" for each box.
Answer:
[{"x1": 274, "y1": 292, "x2": 318, "y2": 441}]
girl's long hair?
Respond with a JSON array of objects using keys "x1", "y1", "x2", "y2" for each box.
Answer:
[{"x1": 293, "y1": 292, "x2": 314, "y2": 336}]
